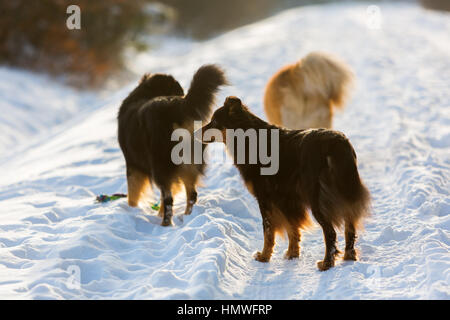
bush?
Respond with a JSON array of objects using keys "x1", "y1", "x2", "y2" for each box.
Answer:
[{"x1": 0, "y1": 0, "x2": 169, "y2": 87}]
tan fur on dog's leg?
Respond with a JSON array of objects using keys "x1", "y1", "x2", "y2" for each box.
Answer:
[
  {"x1": 254, "y1": 216, "x2": 276, "y2": 263},
  {"x1": 127, "y1": 167, "x2": 148, "y2": 207},
  {"x1": 158, "y1": 196, "x2": 164, "y2": 217}
]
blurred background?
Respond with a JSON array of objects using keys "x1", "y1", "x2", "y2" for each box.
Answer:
[{"x1": 0, "y1": 0, "x2": 448, "y2": 88}]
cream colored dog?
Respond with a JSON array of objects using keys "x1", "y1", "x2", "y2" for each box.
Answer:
[{"x1": 264, "y1": 52, "x2": 354, "y2": 129}]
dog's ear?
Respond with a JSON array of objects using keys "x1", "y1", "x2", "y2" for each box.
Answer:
[
  {"x1": 225, "y1": 96, "x2": 242, "y2": 114},
  {"x1": 225, "y1": 96, "x2": 241, "y2": 107},
  {"x1": 140, "y1": 73, "x2": 152, "y2": 83}
]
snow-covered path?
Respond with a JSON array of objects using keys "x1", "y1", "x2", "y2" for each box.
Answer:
[{"x1": 0, "y1": 3, "x2": 449, "y2": 299}]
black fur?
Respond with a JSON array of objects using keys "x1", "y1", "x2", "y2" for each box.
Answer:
[
  {"x1": 118, "y1": 65, "x2": 227, "y2": 226},
  {"x1": 201, "y1": 96, "x2": 370, "y2": 270}
]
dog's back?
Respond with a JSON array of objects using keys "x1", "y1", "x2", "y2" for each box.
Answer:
[
  {"x1": 264, "y1": 52, "x2": 354, "y2": 129},
  {"x1": 118, "y1": 73, "x2": 184, "y2": 120}
]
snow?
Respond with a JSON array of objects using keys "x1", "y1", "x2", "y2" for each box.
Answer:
[
  {"x1": 0, "y1": 2, "x2": 449, "y2": 299},
  {"x1": 0, "y1": 68, "x2": 99, "y2": 159}
]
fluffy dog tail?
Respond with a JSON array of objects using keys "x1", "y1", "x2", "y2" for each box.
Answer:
[
  {"x1": 319, "y1": 139, "x2": 371, "y2": 229},
  {"x1": 185, "y1": 64, "x2": 228, "y2": 120},
  {"x1": 297, "y1": 52, "x2": 354, "y2": 110}
]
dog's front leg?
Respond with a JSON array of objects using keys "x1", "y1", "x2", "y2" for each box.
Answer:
[
  {"x1": 254, "y1": 206, "x2": 275, "y2": 263},
  {"x1": 160, "y1": 188, "x2": 173, "y2": 226}
]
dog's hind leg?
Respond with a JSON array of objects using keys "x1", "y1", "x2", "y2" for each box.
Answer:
[
  {"x1": 182, "y1": 177, "x2": 198, "y2": 216},
  {"x1": 127, "y1": 167, "x2": 148, "y2": 207},
  {"x1": 160, "y1": 187, "x2": 174, "y2": 227},
  {"x1": 284, "y1": 225, "x2": 301, "y2": 260},
  {"x1": 312, "y1": 206, "x2": 340, "y2": 271},
  {"x1": 344, "y1": 221, "x2": 358, "y2": 261}
]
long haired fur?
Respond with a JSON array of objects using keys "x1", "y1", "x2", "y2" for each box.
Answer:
[
  {"x1": 264, "y1": 51, "x2": 354, "y2": 129},
  {"x1": 201, "y1": 96, "x2": 370, "y2": 271},
  {"x1": 118, "y1": 65, "x2": 227, "y2": 226}
]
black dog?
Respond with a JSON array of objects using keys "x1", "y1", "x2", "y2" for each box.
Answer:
[
  {"x1": 201, "y1": 96, "x2": 370, "y2": 270},
  {"x1": 118, "y1": 65, "x2": 227, "y2": 226}
]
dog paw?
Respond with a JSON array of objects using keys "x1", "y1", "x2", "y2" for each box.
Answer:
[
  {"x1": 284, "y1": 250, "x2": 299, "y2": 260},
  {"x1": 128, "y1": 200, "x2": 138, "y2": 207},
  {"x1": 161, "y1": 218, "x2": 173, "y2": 227},
  {"x1": 253, "y1": 251, "x2": 270, "y2": 263},
  {"x1": 343, "y1": 249, "x2": 358, "y2": 261},
  {"x1": 317, "y1": 259, "x2": 335, "y2": 271},
  {"x1": 184, "y1": 201, "x2": 195, "y2": 215}
]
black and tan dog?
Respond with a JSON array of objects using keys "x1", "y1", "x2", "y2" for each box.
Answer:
[
  {"x1": 118, "y1": 65, "x2": 227, "y2": 226},
  {"x1": 200, "y1": 96, "x2": 370, "y2": 271}
]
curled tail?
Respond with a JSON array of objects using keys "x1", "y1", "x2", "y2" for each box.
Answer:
[
  {"x1": 298, "y1": 52, "x2": 354, "y2": 110},
  {"x1": 185, "y1": 64, "x2": 228, "y2": 120},
  {"x1": 319, "y1": 139, "x2": 371, "y2": 229}
]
